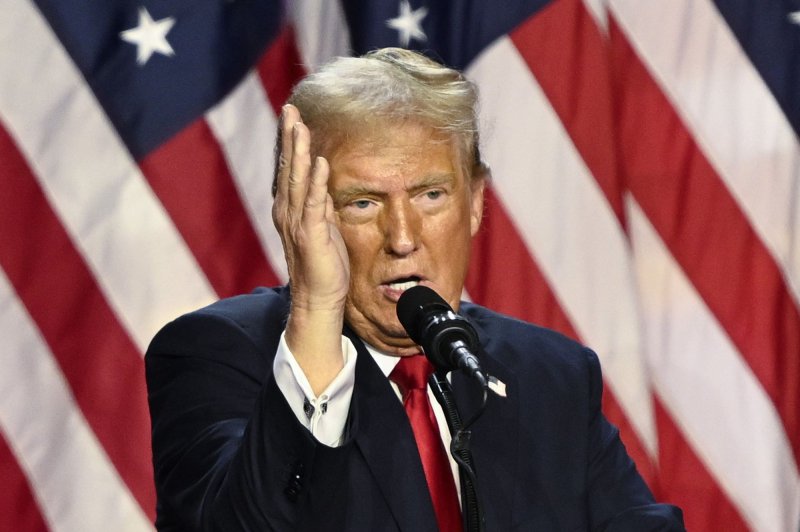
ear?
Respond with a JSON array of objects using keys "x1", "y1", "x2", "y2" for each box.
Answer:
[{"x1": 469, "y1": 173, "x2": 486, "y2": 237}]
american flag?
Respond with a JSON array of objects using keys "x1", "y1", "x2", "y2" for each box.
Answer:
[{"x1": 1, "y1": 0, "x2": 798, "y2": 530}]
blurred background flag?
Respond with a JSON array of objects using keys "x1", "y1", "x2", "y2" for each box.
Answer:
[{"x1": 1, "y1": 0, "x2": 798, "y2": 530}]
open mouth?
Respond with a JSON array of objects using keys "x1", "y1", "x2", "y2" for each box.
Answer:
[{"x1": 385, "y1": 276, "x2": 422, "y2": 291}]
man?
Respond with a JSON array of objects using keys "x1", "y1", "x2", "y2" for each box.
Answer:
[{"x1": 146, "y1": 48, "x2": 684, "y2": 531}]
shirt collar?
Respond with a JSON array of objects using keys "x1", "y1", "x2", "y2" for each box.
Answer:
[{"x1": 363, "y1": 342, "x2": 403, "y2": 378}]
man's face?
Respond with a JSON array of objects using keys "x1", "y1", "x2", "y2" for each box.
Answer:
[{"x1": 326, "y1": 121, "x2": 484, "y2": 355}]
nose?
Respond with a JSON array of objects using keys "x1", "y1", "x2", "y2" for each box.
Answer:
[{"x1": 382, "y1": 199, "x2": 420, "y2": 256}]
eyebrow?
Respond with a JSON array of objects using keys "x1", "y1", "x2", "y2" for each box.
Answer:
[{"x1": 408, "y1": 172, "x2": 457, "y2": 193}]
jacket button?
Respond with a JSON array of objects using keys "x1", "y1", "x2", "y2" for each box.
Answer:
[{"x1": 284, "y1": 461, "x2": 304, "y2": 502}]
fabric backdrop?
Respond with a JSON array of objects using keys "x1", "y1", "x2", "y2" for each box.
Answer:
[{"x1": 1, "y1": 0, "x2": 798, "y2": 530}]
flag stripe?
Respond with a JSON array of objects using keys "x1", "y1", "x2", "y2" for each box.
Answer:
[
  {"x1": 581, "y1": 0, "x2": 607, "y2": 31},
  {"x1": 139, "y1": 118, "x2": 281, "y2": 298},
  {"x1": 0, "y1": 434, "x2": 48, "y2": 532},
  {"x1": 504, "y1": 0, "x2": 666, "y2": 481},
  {"x1": 0, "y1": 0, "x2": 217, "y2": 351},
  {"x1": 652, "y1": 398, "x2": 750, "y2": 531},
  {"x1": 204, "y1": 26, "x2": 315, "y2": 288},
  {"x1": 466, "y1": 190, "x2": 656, "y2": 487},
  {"x1": 0, "y1": 121, "x2": 155, "y2": 518},
  {"x1": 257, "y1": 26, "x2": 307, "y2": 114},
  {"x1": 610, "y1": 18, "x2": 800, "y2": 466},
  {"x1": 468, "y1": 34, "x2": 656, "y2": 456},
  {"x1": 628, "y1": 197, "x2": 800, "y2": 531},
  {"x1": 206, "y1": 71, "x2": 288, "y2": 283},
  {"x1": 0, "y1": 267, "x2": 153, "y2": 531},
  {"x1": 712, "y1": 0, "x2": 800, "y2": 137},
  {"x1": 472, "y1": 10, "x2": 797, "y2": 528},
  {"x1": 609, "y1": 0, "x2": 800, "y2": 315},
  {"x1": 466, "y1": 188, "x2": 579, "y2": 339},
  {"x1": 288, "y1": 0, "x2": 350, "y2": 71},
  {"x1": 511, "y1": 0, "x2": 625, "y2": 224},
  {"x1": 504, "y1": 1, "x2": 666, "y2": 464}
]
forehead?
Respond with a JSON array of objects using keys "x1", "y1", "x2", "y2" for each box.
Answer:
[{"x1": 324, "y1": 122, "x2": 460, "y2": 184}]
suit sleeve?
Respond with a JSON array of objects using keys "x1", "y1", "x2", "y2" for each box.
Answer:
[
  {"x1": 583, "y1": 348, "x2": 685, "y2": 531},
  {"x1": 145, "y1": 309, "x2": 353, "y2": 532}
]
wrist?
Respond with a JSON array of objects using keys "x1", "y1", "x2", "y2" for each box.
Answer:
[{"x1": 285, "y1": 307, "x2": 346, "y2": 395}]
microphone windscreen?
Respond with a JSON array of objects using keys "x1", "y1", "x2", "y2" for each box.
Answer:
[{"x1": 396, "y1": 285, "x2": 449, "y2": 343}]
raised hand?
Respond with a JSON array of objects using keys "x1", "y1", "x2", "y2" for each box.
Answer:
[{"x1": 272, "y1": 105, "x2": 350, "y2": 394}]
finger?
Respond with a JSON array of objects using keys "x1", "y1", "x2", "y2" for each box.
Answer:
[
  {"x1": 287, "y1": 121, "x2": 313, "y2": 213},
  {"x1": 325, "y1": 192, "x2": 336, "y2": 226},
  {"x1": 302, "y1": 156, "x2": 330, "y2": 225},
  {"x1": 275, "y1": 104, "x2": 301, "y2": 206}
]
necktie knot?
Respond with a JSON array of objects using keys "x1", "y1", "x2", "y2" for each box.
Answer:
[{"x1": 390, "y1": 354, "x2": 434, "y2": 394}]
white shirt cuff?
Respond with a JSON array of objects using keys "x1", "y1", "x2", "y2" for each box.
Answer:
[{"x1": 272, "y1": 331, "x2": 357, "y2": 447}]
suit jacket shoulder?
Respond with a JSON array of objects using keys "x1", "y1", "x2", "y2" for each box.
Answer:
[{"x1": 456, "y1": 301, "x2": 683, "y2": 530}]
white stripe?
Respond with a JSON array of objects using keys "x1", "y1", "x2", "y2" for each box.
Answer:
[
  {"x1": 627, "y1": 198, "x2": 800, "y2": 532},
  {"x1": 208, "y1": 1, "x2": 354, "y2": 283},
  {"x1": 288, "y1": 0, "x2": 350, "y2": 71},
  {"x1": 467, "y1": 37, "x2": 657, "y2": 456},
  {"x1": 0, "y1": 270, "x2": 153, "y2": 532},
  {"x1": 206, "y1": 72, "x2": 289, "y2": 283},
  {"x1": 609, "y1": 0, "x2": 800, "y2": 308},
  {"x1": 0, "y1": 0, "x2": 217, "y2": 351},
  {"x1": 583, "y1": 0, "x2": 608, "y2": 33}
]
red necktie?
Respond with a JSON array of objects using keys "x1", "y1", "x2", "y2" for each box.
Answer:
[{"x1": 390, "y1": 355, "x2": 462, "y2": 531}]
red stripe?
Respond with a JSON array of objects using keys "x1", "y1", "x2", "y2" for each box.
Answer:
[
  {"x1": 502, "y1": 1, "x2": 660, "y2": 487},
  {"x1": 654, "y1": 398, "x2": 750, "y2": 530},
  {"x1": 467, "y1": 188, "x2": 577, "y2": 338},
  {"x1": 139, "y1": 118, "x2": 281, "y2": 298},
  {"x1": 508, "y1": 4, "x2": 795, "y2": 526},
  {"x1": 0, "y1": 434, "x2": 49, "y2": 531},
  {"x1": 257, "y1": 25, "x2": 307, "y2": 114},
  {"x1": 0, "y1": 122, "x2": 155, "y2": 519},
  {"x1": 609, "y1": 18, "x2": 800, "y2": 463},
  {"x1": 466, "y1": 188, "x2": 655, "y2": 487},
  {"x1": 510, "y1": 0, "x2": 626, "y2": 226}
]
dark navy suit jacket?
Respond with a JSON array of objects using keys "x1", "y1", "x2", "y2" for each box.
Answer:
[{"x1": 145, "y1": 286, "x2": 684, "y2": 531}]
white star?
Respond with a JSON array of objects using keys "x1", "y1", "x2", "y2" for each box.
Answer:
[
  {"x1": 120, "y1": 7, "x2": 176, "y2": 66},
  {"x1": 790, "y1": 11, "x2": 800, "y2": 25},
  {"x1": 386, "y1": 0, "x2": 428, "y2": 48}
]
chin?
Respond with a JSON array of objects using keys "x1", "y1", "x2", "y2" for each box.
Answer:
[
  {"x1": 368, "y1": 318, "x2": 412, "y2": 346},
  {"x1": 379, "y1": 322, "x2": 410, "y2": 341}
]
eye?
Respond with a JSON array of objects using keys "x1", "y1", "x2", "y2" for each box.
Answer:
[
  {"x1": 417, "y1": 188, "x2": 447, "y2": 207},
  {"x1": 425, "y1": 190, "x2": 443, "y2": 200},
  {"x1": 338, "y1": 197, "x2": 379, "y2": 222}
]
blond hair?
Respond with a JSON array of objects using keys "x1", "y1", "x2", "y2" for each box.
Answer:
[{"x1": 275, "y1": 48, "x2": 484, "y2": 189}]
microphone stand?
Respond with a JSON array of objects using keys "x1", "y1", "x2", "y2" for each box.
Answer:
[{"x1": 429, "y1": 371, "x2": 486, "y2": 532}]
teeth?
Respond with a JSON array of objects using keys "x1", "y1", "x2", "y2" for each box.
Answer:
[{"x1": 388, "y1": 280, "x2": 420, "y2": 291}]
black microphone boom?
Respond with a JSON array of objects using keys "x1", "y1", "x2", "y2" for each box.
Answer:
[{"x1": 396, "y1": 286, "x2": 487, "y2": 388}]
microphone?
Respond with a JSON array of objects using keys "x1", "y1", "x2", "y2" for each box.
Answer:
[{"x1": 396, "y1": 285, "x2": 487, "y2": 387}]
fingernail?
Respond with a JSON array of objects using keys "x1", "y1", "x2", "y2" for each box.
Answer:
[{"x1": 281, "y1": 104, "x2": 292, "y2": 122}]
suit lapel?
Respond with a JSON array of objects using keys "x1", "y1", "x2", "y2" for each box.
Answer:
[
  {"x1": 342, "y1": 316, "x2": 520, "y2": 531},
  {"x1": 347, "y1": 332, "x2": 439, "y2": 532}
]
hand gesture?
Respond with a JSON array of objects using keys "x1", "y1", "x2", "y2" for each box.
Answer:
[{"x1": 272, "y1": 105, "x2": 350, "y2": 393}]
